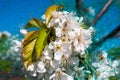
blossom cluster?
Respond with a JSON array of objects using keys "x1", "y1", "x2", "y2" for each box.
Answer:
[
  {"x1": 25, "y1": 11, "x2": 94, "y2": 80},
  {"x1": 0, "y1": 31, "x2": 21, "y2": 61},
  {"x1": 92, "y1": 51, "x2": 120, "y2": 80}
]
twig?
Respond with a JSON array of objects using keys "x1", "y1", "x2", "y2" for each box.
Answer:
[{"x1": 91, "y1": 0, "x2": 113, "y2": 26}]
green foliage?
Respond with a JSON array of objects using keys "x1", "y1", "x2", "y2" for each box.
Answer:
[
  {"x1": 109, "y1": 76, "x2": 119, "y2": 80},
  {"x1": 108, "y1": 47, "x2": 120, "y2": 60},
  {"x1": 80, "y1": 22, "x2": 89, "y2": 29},
  {"x1": 0, "y1": 36, "x2": 11, "y2": 54},
  {"x1": 0, "y1": 42, "x2": 9, "y2": 54},
  {"x1": 0, "y1": 59, "x2": 12, "y2": 72},
  {"x1": 24, "y1": 77, "x2": 28, "y2": 80}
]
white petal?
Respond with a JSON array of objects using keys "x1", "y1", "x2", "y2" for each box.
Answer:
[
  {"x1": 41, "y1": 14, "x2": 46, "y2": 19},
  {"x1": 74, "y1": 45, "x2": 80, "y2": 52},
  {"x1": 48, "y1": 43, "x2": 54, "y2": 49},
  {"x1": 12, "y1": 40, "x2": 21, "y2": 47},
  {"x1": 55, "y1": 27, "x2": 62, "y2": 37},
  {"x1": 37, "y1": 62, "x2": 46, "y2": 73},
  {"x1": 44, "y1": 50, "x2": 52, "y2": 60},
  {"x1": 54, "y1": 51, "x2": 63, "y2": 61},
  {"x1": 63, "y1": 11, "x2": 69, "y2": 14},
  {"x1": 73, "y1": 38, "x2": 78, "y2": 47},
  {"x1": 49, "y1": 73, "x2": 55, "y2": 80},
  {"x1": 79, "y1": 17, "x2": 83, "y2": 23},
  {"x1": 61, "y1": 43, "x2": 72, "y2": 55},
  {"x1": 27, "y1": 64, "x2": 34, "y2": 71},
  {"x1": 67, "y1": 75, "x2": 74, "y2": 80},
  {"x1": 20, "y1": 29, "x2": 27, "y2": 36},
  {"x1": 50, "y1": 60, "x2": 59, "y2": 70},
  {"x1": 55, "y1": 18, "x2": 60, "y2": 23},
  {"x1": 44, "y1": 50, "x2": 49, "y2": 56},
  {"x1": 88, "y1": 27, "x2": 94, "y2": 33},
  {"x1": 68, "y1": 31, "x2": 76, "y2": 40},
  {"x1": 30, "y1": 71, "x2": 37, "y2": 77},
  {"x1": 61, "y1": 72, "x2": 73, "y2": 80},
  {"x1": 70, "y1": 57, "x2": 79, "y2": 65}
]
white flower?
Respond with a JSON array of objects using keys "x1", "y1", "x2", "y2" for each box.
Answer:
[
  {"x1": 12, "y1": 40, "x2": 21, "y2": 47},
  {"x1": 3, "y1": 31, "x2": 11, "y2": 37},
  {"x1": 43, "y1": 46, "x2": 53, "y2": 60},
  {"x1": 88, "y1": 26, "x2": 94, "y2": 33},
  {"x1": 53, "y1": 40, "x2": 72, "y2": 61},
  {"x1": 27, "y1": 64, "x2": 37, "y2": 76},
  {"x1": 88, "y1": 7, "x2": 95, "y2": 16},
  {"x1": 49, "y1": 68, "x2": 74, "y2": 80},
  {"x1": 92, "y1": 53, "x2": 119, "y2": 80},
  {"x1": 73, "y1": 28, "x2": 92, "y2": 53},
  {"x1": 20, "y1": 29, "x2": 27, "y2": 36},
  {"x1": 36, "y1": 61, "x2": 46, "y2": 73},
  {"x1": 45, "y1": 60, "x2": 59, "y2": 74}
]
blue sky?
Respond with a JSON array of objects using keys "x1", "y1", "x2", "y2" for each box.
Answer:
[
  {"x1": 0, "y1": 0, "x2": 120, "y2": 51},
  {"x1": 0, "y1": 0, "x2": 52, "y2": 35}
]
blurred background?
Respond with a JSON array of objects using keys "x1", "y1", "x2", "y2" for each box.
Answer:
[{"x1": 0, "y1": 0, "x2": 120, "y2": 79}]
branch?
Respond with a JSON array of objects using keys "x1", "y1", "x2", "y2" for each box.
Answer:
[
  {"x1": 91, "y1": 0, "x2": 113, "y2": 26},
  {"x1": 89, "y1": 25, "x2": 120, "y2": 52},
  {"x1": 75, "y1": 0, "x2": 83, "y2": 17},
  {"x1": 76, "y1": 0, "x2": 83, "y2": 9}
]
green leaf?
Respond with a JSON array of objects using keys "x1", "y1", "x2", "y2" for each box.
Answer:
[
  {"x1": 26, "y1": 18, "x2": 49, "y2": 61},
  {"x1": 25, "y1": 18, "x2": 46, "y2": 29},
  {"x1": 22, "y1": 32, "x2": 37, "y2": 69},
  {"x1": 23, "y1": 39, "x2": 36, "y2": 61},
  {"x1": 22, "y1": 31, "x2": 38, "y2": 46},
  {"x1": 22, "y1": 19, "x2": 50, "y2": 69},
  {"x1": 80, "y1": 23, "x2": 88, "y2": 29},
  {"x1": 45, "y1": 5, "x2": 63, "y2": 25},
  {"x1": 34, "y1": 25, "x2": 49, "y2": 60}
]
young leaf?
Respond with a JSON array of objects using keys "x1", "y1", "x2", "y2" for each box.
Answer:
[
  {"x1": 34, "y1": 26, "x2": 49, "y2": 60},
  {"x1": 24, "y1": 58, "x2": 32, "y2": 70},
  {"x1": 25, "y1": 18, "x2": 49, "y2": 61},
  {"x1": 23, "y1": 39, "x2": 36, "y2": 61},
  {"x1": 23, "y1": 31, "x2": 38, "y2": 46},
  {"x1": 22, "y1": 18, "x2": 50, "y2": 69},
  {"x1": 25, "y1": 18, "x2": 46, "y2": 29},
  {"x1": 22, "y1": 39, "x2": 36, "y2": 69},
  {"x1": 45, "y1": 5, "x2": 63, "y2": 25}
]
